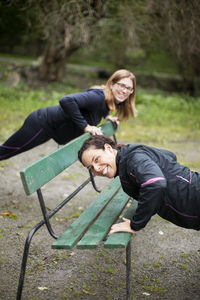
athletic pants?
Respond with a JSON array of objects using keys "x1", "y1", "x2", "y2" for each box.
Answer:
[{"x1": 0, "y1": 112, "x2": 50, "y2": 161}]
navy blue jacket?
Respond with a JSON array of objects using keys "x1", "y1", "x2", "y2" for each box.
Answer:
[
  {"x1": 36, "y1": 89, "x2": 109, "y2": 144},
  {"x1": 116, "y1": 144, "x2": 200, "y2": 231}
]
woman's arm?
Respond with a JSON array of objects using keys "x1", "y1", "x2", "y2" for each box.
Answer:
[
  {"x1": 110, "y1": 152, "x2": 167, "y2": 234},
  {"x1": 59, "y1": 90, "x2": 105, "y2": 132},
  {"x1": 128, "y1": 153, "x2": 167, "y2": 231}
]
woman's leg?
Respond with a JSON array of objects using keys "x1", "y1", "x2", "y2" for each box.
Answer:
[{"x1": 0, "y1": 112, "x2": 50, "y2": 161}]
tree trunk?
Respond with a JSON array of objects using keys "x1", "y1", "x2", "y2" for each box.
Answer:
[
  {"x1": 39, "y1": 44, "x2": 67, "y2": 82},
  {"x1": 39, "y1": 41, "x2": 84, "y2": 82}
]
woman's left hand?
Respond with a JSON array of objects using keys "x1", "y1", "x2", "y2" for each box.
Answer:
[
  {"x1": 108, "y1": 218, "x2": 136, "y2": 235},
  {"x1": 106, "y1": 115, "x2": 120, "y2": 129}
]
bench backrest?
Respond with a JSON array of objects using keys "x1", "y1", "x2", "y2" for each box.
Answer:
[{"x1": 20, "y1": 121, "x2": 116, "y2": 195}]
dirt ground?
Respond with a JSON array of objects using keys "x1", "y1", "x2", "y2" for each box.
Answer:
[{"x1": 0, "y1": 138, "x2": 200, "y2": 300}]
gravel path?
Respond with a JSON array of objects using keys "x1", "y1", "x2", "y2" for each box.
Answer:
[{"x1": 0, "y1": 139, "x2": 200, "y2": 300}]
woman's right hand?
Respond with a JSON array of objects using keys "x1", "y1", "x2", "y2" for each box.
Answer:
[
  {"x1": 106, "y1": 115, "x2": 120, "y2": 130},
  {"x1": 84, "y1": 125, "x2": 103, "y2": 135},
  {"x1": 108, "y1": 218, "x2": 136, "y2": 235}
]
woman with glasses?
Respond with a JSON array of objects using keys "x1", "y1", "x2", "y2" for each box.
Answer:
[{"x1": 0, "y1": 69, "x2": 136, "y2": 161}]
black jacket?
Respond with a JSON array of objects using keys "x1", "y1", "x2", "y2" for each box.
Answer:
[
  {"x1": 116, "y1": 144, "x2": 200, "y2": 231},
  {"x1": 36, "y1": 89, "x2": 109, "y2": 144}
]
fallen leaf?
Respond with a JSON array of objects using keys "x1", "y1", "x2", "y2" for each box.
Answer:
[
  {"x1": 142, "y1": 292, "x2": 150, "y2": 296},
  {"x1": 82, "y1": 289, "x2": 97, "y2": 295},
  {"x1": 2, "y1": 212, "x2": 11, "y2": 216},
  {"x1": 38, "y1": 286, "x2": 48, "y2": 291},
  {"x1": 2, "y1": 212, "x2": 18, "y2": 219},
  {"x1": 55, "y1": 217, "x2": 64, "y2": 222}
]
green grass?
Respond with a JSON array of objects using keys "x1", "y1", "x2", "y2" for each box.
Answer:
[
  {"x1": 117, "y1": 89, "x2": 200, "y2": 145},
  {"x1": 0, "y1": 83, "x2": 79, "y2": 139},
  {"x1": 133, "y1": 51, "x2": 180, "y2": 75},
  {"x1": 0, "y1": 52, "x2": 35, "y2": 61},
  {"x1": 69, "y1": 48, "x2": 180, "y2": 75}
]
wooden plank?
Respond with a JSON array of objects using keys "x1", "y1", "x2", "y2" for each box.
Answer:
[
  {"x1": 20, "y1": 133, "x2": 90, "y2": 195},
  {"x1": 104, "y1": 200, "x2": 138, "y2": 249},
  {"x1": 77, "y1": 188, "x2": 130, "y2": 249},
  {"x1": 52, "y1": 177, "x2": 121, "y2": 249},
  {"x1": 20, "y1": 121, "x2": 115, "y2": 195}
]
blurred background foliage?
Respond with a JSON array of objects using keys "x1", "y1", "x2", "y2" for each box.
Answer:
[
  {"x1": 0, "y1": 0, "x2": 200, "y2": 151},
  {"x1": 0, "y1": 0, "x2": 200, "y2": 91}
]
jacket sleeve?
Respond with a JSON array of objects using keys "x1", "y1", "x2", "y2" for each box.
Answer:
[
  {"x1": 59, "y1": 90, "x2": 105, "y2": 131},
  {"x1": 128, "y1": 153, "x2": 167, "y2": 231},
  {"x1": 161, "y1": 148, "x2": 177, "y2": 162}
]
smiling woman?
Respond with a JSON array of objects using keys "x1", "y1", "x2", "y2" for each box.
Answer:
[
  {"x1": 104, "y1": 69, "x2": 137, "y2": 121},
  {"x1": 78, "y1": 135, "x2": 122, "y2": 178},
  {"x1": 111, "y1": 77, "x2": 134, "y2": 104},
  {"x1": 81, "y1": 143, "x2": 118, "y2": 178},
  {"x1": 78, "y1": 135, "x2": 200, "y2": 235},
  {"x1": 0, "y1": 69, "x2": 136, "y2": 161}
]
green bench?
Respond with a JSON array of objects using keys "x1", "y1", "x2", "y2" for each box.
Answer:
[{"x1": 16, "y1": 121, "x2": 138, "y2": 300}]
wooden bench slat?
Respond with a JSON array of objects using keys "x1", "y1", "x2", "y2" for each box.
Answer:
[
  {"x1": 52, "y1": 177, "x2": 121, "y2": 250},
  {"x1": 77, "y1": 188, "x2": 130, "y2": 249},
  {"x1": 20, "y1": 121, "x2": 116, "y2": 195},
  {"x1": 104, "y1": 200, "x2": 138, "y2": 249},
  {"x1": 20, "y1": 133, "x2": 90, "y2": 195},
  {"x1": 100, "y1": 121, "x2": 116, "y2": 137}
]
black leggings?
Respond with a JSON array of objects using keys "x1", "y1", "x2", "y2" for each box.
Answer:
[{"x1": 0, "y1": 112, "x2": 50, "y2": 161}]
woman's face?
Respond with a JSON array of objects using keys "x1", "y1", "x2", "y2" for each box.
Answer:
[
  {"x1": 111, "y1": 77, "x2": 133, "y2": 104},
  {"x1": 81, "y1": 144, "x2": 117, "y2": 178}
]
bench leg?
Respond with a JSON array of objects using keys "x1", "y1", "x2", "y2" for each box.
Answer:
[
  {"x1": 37, "y1": 189, "x2": 58, "y2": 239},
  {"x1": 16, "y1": 220, "x2": 45, "y2": 300},
  {"x1": 126, "y1": 241, "x2": 131, "y2": 300}
]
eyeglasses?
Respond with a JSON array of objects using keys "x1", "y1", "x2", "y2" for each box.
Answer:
[{"x1": 116, "y1": 82, "x2": 134, "y2": 93}]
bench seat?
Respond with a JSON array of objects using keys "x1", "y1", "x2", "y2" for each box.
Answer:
[{"x1": 52, "y1": 177, "x2": 138, "y2": 250}]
